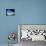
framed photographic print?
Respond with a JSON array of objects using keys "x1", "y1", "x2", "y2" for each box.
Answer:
[
  {"x1": 6, "y1": 9, "x2": 15, "y2": 16},
  {"x1": 18, "y1": 24, "x2": 46, "y2": 41}
]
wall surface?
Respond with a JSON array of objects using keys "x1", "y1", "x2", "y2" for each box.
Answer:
[{"x1": 0, "y1": 0, "x2": 46, "y2": 45}]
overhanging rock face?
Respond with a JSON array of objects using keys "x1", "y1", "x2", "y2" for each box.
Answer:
[{"x1": 21, "y1": 25, "x2": 46, "y2": 30}]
